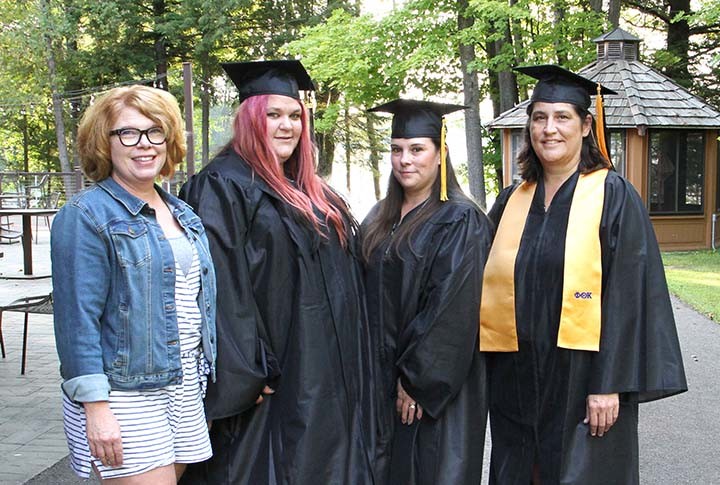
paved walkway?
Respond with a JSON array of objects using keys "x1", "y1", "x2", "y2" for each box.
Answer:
[
  {"x1": 0, "y1": 212, "x2": 718, "y2": 484},
  {"x1": 0, "y1": 216, "x2": 68, "y2": 485}
]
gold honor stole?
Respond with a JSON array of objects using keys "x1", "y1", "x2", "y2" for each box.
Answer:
[{"x1": 480, "y1": 168, "x2": 609, "y2": 352}]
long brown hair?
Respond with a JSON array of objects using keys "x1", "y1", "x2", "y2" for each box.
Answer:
[
  {"x1": 517, "y1": 103, "x2": 611, "y2": 182},
  {"x1": 362, "y1": 139, "x2": 470, "y2": 261}
]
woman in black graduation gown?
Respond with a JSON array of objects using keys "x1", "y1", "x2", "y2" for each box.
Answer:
[
  {"x1": 480, "y1": 65, "x2": 688, "y2": 485},
  {"x1": 179, "y1": 60, "x2": 375, "y2": 485},
  {"x1": 362, "y1": 99, "x2": 493, "y2": 485}
]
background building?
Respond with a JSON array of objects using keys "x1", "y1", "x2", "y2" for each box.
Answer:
[{"x1": 489, "y1": 28, "x2": 720, "y2": 250}]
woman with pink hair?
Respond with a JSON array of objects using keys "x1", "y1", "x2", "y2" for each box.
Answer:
[{"x1": 179, "y1": 60, "x2": 375, "y2": 485}]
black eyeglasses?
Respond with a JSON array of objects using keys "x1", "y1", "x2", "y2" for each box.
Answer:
[{"x1": 109, "y1": 127, "x2": 167, "y2": 147}]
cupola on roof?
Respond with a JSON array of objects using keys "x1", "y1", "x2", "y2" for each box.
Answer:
[{"x1": 593, "y1": 27, "x2": 641, "y2": 62}]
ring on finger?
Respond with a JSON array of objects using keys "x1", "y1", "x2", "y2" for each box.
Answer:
[{"x1": 409, "y1": 403, "x2": 416, "y2": 409}]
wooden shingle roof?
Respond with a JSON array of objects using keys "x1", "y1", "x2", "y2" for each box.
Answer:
[{"x1": 488, "y1": 59, "x2": 720, "y2": 129}]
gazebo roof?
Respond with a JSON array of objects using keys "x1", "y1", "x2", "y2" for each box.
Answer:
[
  {"x1": 488, "y1": 59, "x2": 720, "y2": 130},
  {"x1": 592, "y1": 27, "x2": 640, "y2": 43}
]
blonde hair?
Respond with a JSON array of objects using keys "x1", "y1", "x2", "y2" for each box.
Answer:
[{"x1": 77, "y1": 85, "x2": 186, "y2": 182}]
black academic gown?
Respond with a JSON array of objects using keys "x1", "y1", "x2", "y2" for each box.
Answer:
[
  {"x1": 179, "y1": 148, "x2": 375, "y2": 485},
  {"x1": 486, "y1": 170, "x2": 687, "y2": 485},
  {"x1": 363, "y1": 197, "x2": 492, "y2": 485}
]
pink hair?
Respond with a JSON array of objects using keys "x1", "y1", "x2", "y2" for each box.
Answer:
[{"x1": 231, "y1": 95, "x2": 350, "y2": 245}]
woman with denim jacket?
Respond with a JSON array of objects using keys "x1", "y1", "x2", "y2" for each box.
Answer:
[{"x1": 51, "y1": 85, "x2": 216, "y2": 484}]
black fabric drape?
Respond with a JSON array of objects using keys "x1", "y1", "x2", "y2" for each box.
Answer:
[
  {"x1": 363, "y1": 199, "x2": 492, "y2": 485},
  {"x1": 179, "y1": 149, "x2": 375, "y2": 485},
  {"x1": 486, "y1": 170, "x2": 687, "y2": 485}
]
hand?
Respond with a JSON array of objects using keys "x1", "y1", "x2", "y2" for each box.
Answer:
[
  {"x1": 84, "y1": 401, "x2": 123, "y2": 467},
  {"x1": 255, "y1": 385, "x2": 275, "y2": 405},
  {"x1": 584, "y1": 393, "x2": 619, "y2": 437},
  {"x1": 396, "y1": 379, "x2": 423, "y2": 425}
]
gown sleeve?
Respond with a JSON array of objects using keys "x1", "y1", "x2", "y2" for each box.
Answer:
[
  {"x1": 589, "y1": 175, "x2": 687, "y2": 402},
  {"x1": 397, "y1": 207, "x2": 492, "y2": 419},
  {"x1": 181, "y1": 170, "x2": 280, "y2": 420}
]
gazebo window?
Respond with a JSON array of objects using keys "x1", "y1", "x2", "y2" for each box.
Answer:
[
  {"x1": 510, "y1": 129, "x2": 524, "y2": 182},
  {"x1": 609, "y1": 130, "x2": 626, "y2": 177},
  {"x1": 648, "y1": 130, "x2": 704, "y2": 214}
]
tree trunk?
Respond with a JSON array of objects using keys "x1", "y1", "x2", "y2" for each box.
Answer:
[
  {"x1": 22, "y1": 112, "x2": 29, "y2": 172},
  {"x1": 458, "y1": 0, "x2": 486, "y2": 209},
  {"x1": 41, "y1": 0, "x2": 72, "y2": 196},
  {"x1": 201, "y1": 71, "x2": 211, "y2": 166},
  {"x1": 553, "y1": 3, "x2": 567, "y2": 65},
  {"x1": 487, "y1": 10, "x2": 519, "y2": 190},
  {"x1": 153, "y1": 0, "x2": 169, "y2": 90},
  {"x1": 497, "y1": 49, "x2": 519, "y2": 112},
  {"x1": 366, "y1": 113, "x2": 382, "y2": 201},
  {"x1": 608, "y1": 0, "x2": 621, "y2": 27},
  {"x1": 315, "y1": 89, "x2": 337, "y2": 178},
  {"x1": 345, "y1": 106, "x2": 351, "y2": 192},
  {"x1": 510, "y1": 0, "x2": 524, "y2": 67},
  {"x1": 63, "y1": 4, "x2": 83, "y2": 171},
  {"x1": 316, "y1": 132, "x2": 335, "y2": 177},
  {"x1": 666, "y1": 0, "x2": 691, "y2": 88}
]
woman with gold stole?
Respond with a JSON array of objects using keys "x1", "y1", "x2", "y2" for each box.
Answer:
[
  {"x1": 480, "y1": 65, "x2": 687, "y2": 485},
  {"x1": 363, "y1": 99, "x2": 492, "y2": 485}
]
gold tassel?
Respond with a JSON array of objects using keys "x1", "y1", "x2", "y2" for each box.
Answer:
[
  {"x1": 440, "y1": 117, "x2": 448, "y2": 201},
  {"x1": 596, "y1": 83, "x2": 610, "y2": 162}
]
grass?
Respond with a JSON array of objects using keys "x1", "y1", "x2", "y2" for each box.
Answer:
[{"x1": 661, "y1": 250, "x2": 720, "y2": 322}]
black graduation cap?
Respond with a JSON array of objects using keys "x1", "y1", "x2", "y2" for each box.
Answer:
[
  {"x1": 514, "y1": 64, "x2": 617, "y2": 109},
  {"x1": 369, "y1": 99, "x2": 466, "y2": 201},
  {"x1": 368, "y1": 99, "x2": 466, "y2": 139},
  {"x1": 221, "y1": 60, "x2": 315, "y2": 102}
]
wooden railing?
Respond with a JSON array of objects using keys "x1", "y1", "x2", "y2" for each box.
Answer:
[{"x1": 0, "y1": 170, "x2": 188, "y2": 208}]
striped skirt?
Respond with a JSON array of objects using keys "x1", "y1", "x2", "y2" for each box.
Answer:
[{"x1": 62, "y1": 348, "x2": 212, "y2": 479}]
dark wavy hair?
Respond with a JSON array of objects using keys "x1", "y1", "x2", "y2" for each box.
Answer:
[
  {"x1": 361, "y1": 139, "x2": 472, "y2": 261},
  {"x1": 516, "y1": 102, "x2": 611, "y2": 182}
]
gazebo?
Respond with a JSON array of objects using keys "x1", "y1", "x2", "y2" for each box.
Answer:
[{"x1": 489, "y1": 27, "x2": 720, "y2": 250}]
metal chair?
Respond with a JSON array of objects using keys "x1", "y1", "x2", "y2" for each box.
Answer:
[
  {"x1": 0, "y1": 225, "x2": 21, "y2": 245},
  {"x1": 25, "y1": 175, "x2": 49, "y2": 207},
  {"x1": 0, "y1": 293, "x2": 53, "y2": 375},
  {"x1": 33, "y1": 191, "x2": 61, "y2": 244}
]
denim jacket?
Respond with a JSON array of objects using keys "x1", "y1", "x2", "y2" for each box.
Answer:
[{"x1": 51, "y1": 177, "x2": 216, "y2": 403}]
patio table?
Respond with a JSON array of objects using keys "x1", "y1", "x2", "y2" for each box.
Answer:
[{"x1": 0, "y1": 208, "x2": 58, "y2": 278}]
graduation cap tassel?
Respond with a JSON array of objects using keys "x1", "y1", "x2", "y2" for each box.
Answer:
[
  {"x1": 595, "y1": 83, "x2": 610, "y2": 162},
  {"x1": 440, "y1": 117, "x2": 448, "y2": 202}
]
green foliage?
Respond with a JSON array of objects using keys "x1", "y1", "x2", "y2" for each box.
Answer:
[
  {"x1": 624, "y1": 0, "x2": 720, "y2": 107},
  {"x1": 315, "y1": 102, "x2": 342, "y2": 134},
  {"x1": 662, "y1": 250, "x2": 720, "y2": 322},
  {"x1": 481, "y1": 126, "x2": 502, "y2": 196},
  {"x1": 1, "y1": 0, "x2": 719, "y2": 181},
  {"x1": 289, "y1": 9, "x2": 403, "y2": 105},
  {"x1": 465, "y1": 0, "x2": 607, "y2": 90}
]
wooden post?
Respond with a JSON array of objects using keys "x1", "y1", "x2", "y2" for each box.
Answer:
[{"x1": 183, "y1": 62, "x2": 195, "y2": 178}]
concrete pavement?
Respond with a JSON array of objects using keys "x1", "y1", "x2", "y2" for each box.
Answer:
[
  {"x1": 0, "y1": 216, "x2": 69, "y2": 485},
  {"x1": 0, "y1": 212, "x2": 718, "y2": 484}
]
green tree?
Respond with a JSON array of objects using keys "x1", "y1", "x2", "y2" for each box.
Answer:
[
  {"x1": 289, "y1": 9, "x2": 405, "y2": 197},
  {"x1": 623, "y1": 0, "x2": 720, "y2": 105}
]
